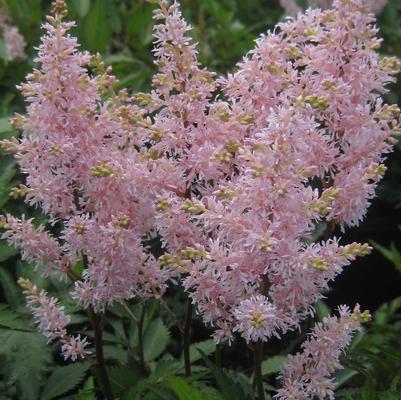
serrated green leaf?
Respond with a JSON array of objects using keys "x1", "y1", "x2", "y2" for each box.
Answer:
[
  {"x1": 0, "y1": 305, "x2": 32, "y2": 331},
  {"x1": 76, "y1": 377, "x2": 96, "y2": 400},
  {"x1": 0, "y1": 268, "x2": 24, "y2": 309},
  {"x1": 167, "y1": 376, "x2": 208, "y2": 400},
  {"x1": 179, "y1": 340, "x2": 215, "y2": 366},
  {"x1": 260, "y1": 355, "x2": 287, "y2": 376},
  {"x1": 108, "y1": 366, "x2": 139, "y2": 397},
  {"x1": 103, "y1": 344, "x2": 128, "y2": 364},
  {"x1": 199, "y1": 350, "x2": 251, "y2": 400},
  {"x1": 143, "y1": 318, "x2": 170, "y2": 362},
  {"x1": 0, "y1": 328, "x2": 51, "y2": 400},
  {"x1": 0, "y1": 240, "x2": 19, "y2": 262},
  {"x1": 41, "y1": 363, "x2": 90, "y2": 400},
  {"x1": 71, "y1": 0, "x2": 90, "y2": 18}
]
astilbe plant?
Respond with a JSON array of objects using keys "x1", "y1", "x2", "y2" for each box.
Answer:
[
  {"x1": 0, "y1": 0, "x2": 400, "y2": 399},
  {"x1": 280, "y1": 0, "x2": 388, "y2": 16},
  {"x1": 0, "y1": 6, "x2": 26, "y2": 61}
]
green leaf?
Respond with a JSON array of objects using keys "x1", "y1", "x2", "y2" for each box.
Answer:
[
  {"x1": 83, "y1": 0, "x2": 111, "y2": 52},
  {"x1": 0, "y1": 267, "x2": 24, "y2": 309},
  {"x1": 108, "y1": 366, "x2": 139, "y2": 397},
  {"x1": 315, "y1": 300, "x2": 330, "y2": 321},
  {"x1": 0, "y1": 240, "x2": 19, "y2": 262},
  {"x1": 76, "y1": 377, "x2": 96, "y2": 400},
  {"x1": 0, "y1": 38, "x2": 7, "y2": 62},
  {"x1": 334, "y1": 368, "x2": 359, "y2": 389},
  {"x1": 374, "y1": 296, "x2": 401, "y2": 325},
  {"x1": 41, "y1": 363, "x2": 90, "y2": 400},
  {"x1": 0, "y1": 117, "x2": 12, "y2": 133},
  {"x1": 0, "y1": 304, "x2": 32, "y2": 331},
  {"x1": 167, "y1": 376, "x2": 208, "y2": 400},
  {"x1": 71, "y1": 0, "x2": 91, "y2": 18},
  {"x1": 260, "y1": 355, "x2": 287, "y2": 376},
  {"x1": 0, "y1": 160, "x2": 17, "y2": 209},
  {"x1": 103, "y1": 344, "x2": 128, "y2": 364},
  {"x1": 371, "y1": 240, "x2": 401, "y2": 274},
  {"x1": 143, "y1": 318, "x2": 170, "y2": 362},
  {"x1": 179, "y1": 340, "x2": 215, "y2": 365},
  {"x1": 0, "y1": 328, "x2": 51, "y2": 400},
  {"x1": 199, "y1": 350, "x2": 251, "y2": 400}
]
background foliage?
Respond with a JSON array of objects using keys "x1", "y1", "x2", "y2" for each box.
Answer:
[{"x1": 1, "y1": 0, "x2": 401, "y2": 399}]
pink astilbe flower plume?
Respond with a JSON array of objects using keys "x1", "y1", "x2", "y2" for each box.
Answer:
[
  {"x1": 280, "y1": 0, "x2": 388, "y2": 16},
  {"x1": 18, "y1": 278, "x2": 90, "y2": 361},
  {"x1": 157, "y1": 0, "x2": 399, "y2": 343},
  {"x1": 0, "y1": 0, "x2": 398, "y2": 382},
  {"x1": 0, "y1": 8, "x2": 26, "y2": 61},
  {"x1": 0, "y1": 0, "x2": 177, "y2": 316},
  {"x1": 276, "y1": 305, "x2": 370, "y2": 400}
]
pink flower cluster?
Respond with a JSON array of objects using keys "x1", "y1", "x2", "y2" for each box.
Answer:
[
  {"x1": 2, "y1": 7, "x2": 176, "y2": 312},
  {"x1": 18, "y1": 278, "x2": 89, "y2": 361},
  {"x1": 276, "y1": 305, "x2": 370, "y2": 400},
  {"x1": 0, "y1": 8, "x2": 26, "y2": 61},
  {"x1": 153, "y1": 0, "x2": 398, "y2": 343},
  {"x1": 280, "y1": 0, "x2": 388, "y2": 16},
  {"x1": 0, "y1": 1, "x2": 398, "y2": 389}
]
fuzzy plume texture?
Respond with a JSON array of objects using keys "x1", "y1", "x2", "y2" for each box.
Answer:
[
  {"x1": 151, "y1": 0, "x2": 399, "y2": 344},
  {"x1": 0, "y1": 1, "x2": 398, "y2": 388},
  {"x1": 276, "y1": 305, "x2": 370, "y2": 400},
  {"x1": 18, "y1": 278, "x2": 89, "y2": 361},
  {"x1": 1, "y1": 3, "x2": 177, "y2": 317},
  {"x1": 0, "y1": 8, "x2": 26, "y2": 61},
  {"x1": 280, "y1": 0, "x2": 388, "y2": 15}
]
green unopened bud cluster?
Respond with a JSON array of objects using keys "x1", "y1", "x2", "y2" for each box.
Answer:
[
  {"x1": 133, "y1": 92, "x2": 152, "y2": 106},
  {"x1": 341, "y1": 243, "x2": 372, "y2": 259},
  {"x1": 380, "y1": 57, "x2": 401, "y2": 75},
  {"x1": 10, "y1": 185, "x2": 29, "y2": 200},
  {"x1": 304, "y1": 94, "x2": 330, "y2": 111},
  {"x1": 217, "y1": 187, "x2": 236, "y2": 200},
  {"x1": 310, "y1": 188, "x2": 339, "y2": 215},
  {"x1": 309, "y1": 257, "x2": 329, "y2": 271},
  {"x1": 159, "y1": 254, "x2": 180, "y2": 267},
  {"x1": 181, "y1": 200, "x2": 205, "y2": 215},
  {"x1": 180, "y1": 246, "x2": 206, "y2": 260},
  {"x1": 214, "y1": 150, "x2": 233, "y2": 163},
  {"x1": 238, "y1": 113, "x2": 254, "y2": 125},
  {"x1": 156, "y1": 198, "x2": 170, "y2": 212},
  {"x1": 117, "y1": 215, "x2": 130, "y2": 229},
  {"x1": 91, "y1": 162, "x2": 115, "y2": 177},
  {"x1": 352, "y1": 309, "x2": 371, "y2": 324}
]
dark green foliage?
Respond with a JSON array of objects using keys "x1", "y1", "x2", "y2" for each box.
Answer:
[{"x1": 0, "y1": 0, "x2": 401, "y2": 399}]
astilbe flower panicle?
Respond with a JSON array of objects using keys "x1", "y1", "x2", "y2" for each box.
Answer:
[
  {"x1": 18, "y1": 278, "x2": 90, "y2": 361},
  {"x1": 0, "y1": 4, "x2": 398, "y2": 396},
  {"x1": 280, "y1": 0, "x2": 388, "y2": 16},
  {"x1": 0, "y1": 8, "x2": 26, "y2": 61},
  {"x1": 1, "y1": 0, "x2": 176, "y2": 333},
  {"x1": 0, "y1": 214, "x2": 68, "y2": 273},
  {"x1": 163, "y1": 0, "x2": 398, "y2": 344},
  {"x1": 276, "y1": 305, "x2": 370, "y2": 400}
]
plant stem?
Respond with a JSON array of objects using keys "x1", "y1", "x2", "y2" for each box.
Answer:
[
  {"x1": 183, "y1": 298, "x2": 193, "y2": 377},
  {"x1": 215, "y1": 343, "x2": 222, "y2": 368},
  {"x1": 137, "y1": 304, "x2": 146, "y2": 373},
  {"x1": 254, "y1": 340, "x2": 265, "y2": 400},
  {"x1": 88, "y1": 307, "x2": 113, "y2": 400},
  {"x1": 121, "y1": 300, "x2": 138, "y2": 323}
]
